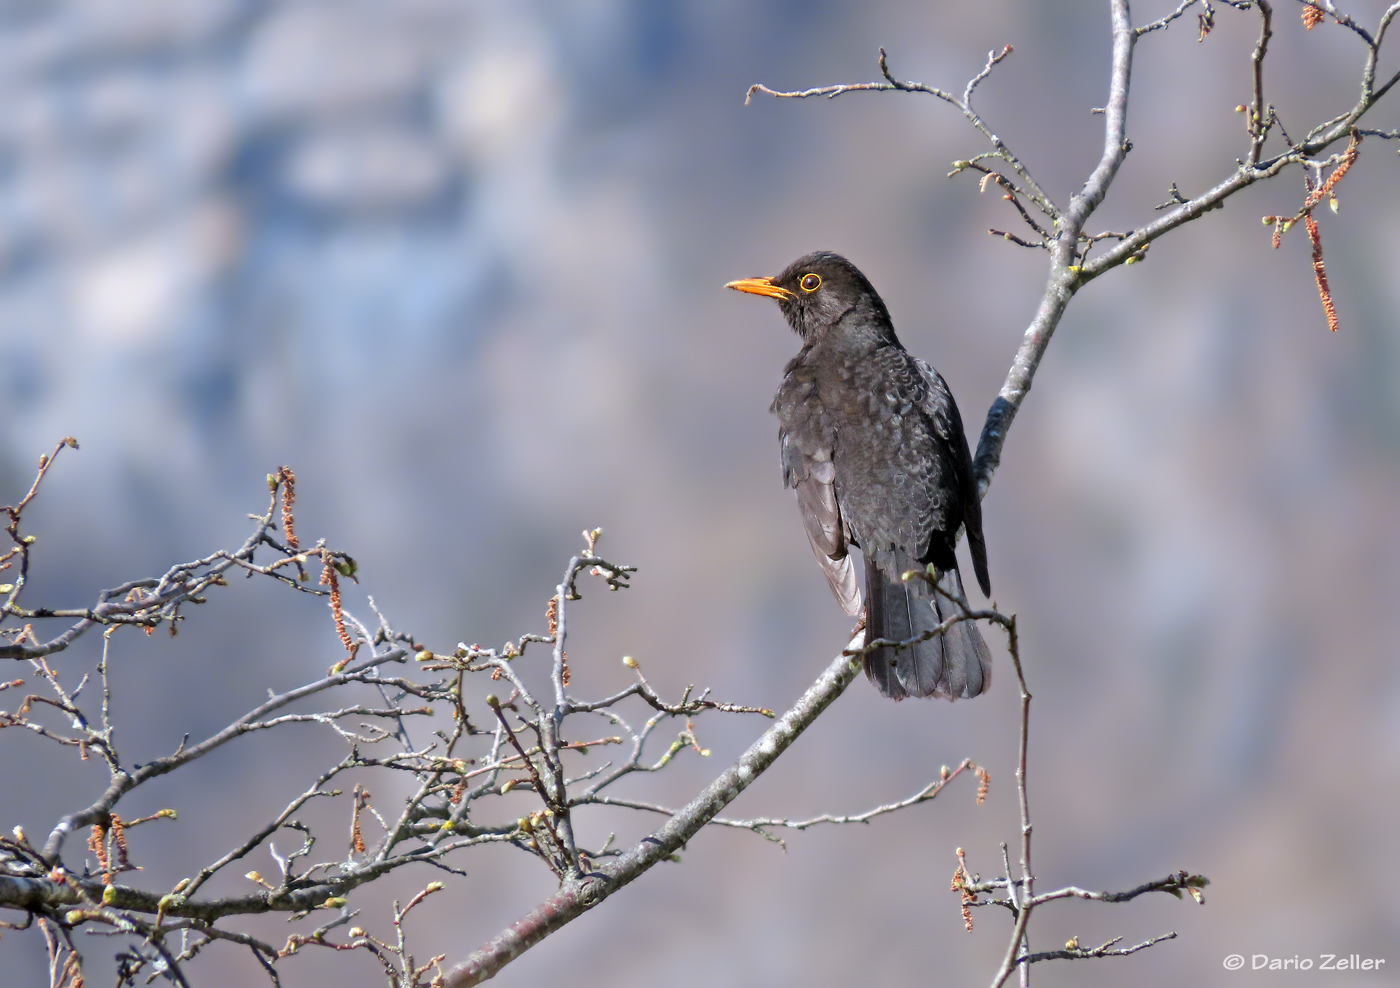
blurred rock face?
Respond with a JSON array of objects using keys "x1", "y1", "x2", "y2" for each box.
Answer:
[{"x1": 1, "y1": 2, "x2": 1398, "y2": 986}]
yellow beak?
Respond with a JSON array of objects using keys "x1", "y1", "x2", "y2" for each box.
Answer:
[{"x1": 725, "y1": 276, "x2": 795, "y2": 301}]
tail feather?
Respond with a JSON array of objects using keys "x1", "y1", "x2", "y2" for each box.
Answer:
[
  {"x1": 967, "y1": 524, "x2": 992, "y2": 599},
  {"x1": 863, "y1": 549, "x2": 991, "y2": 700}
]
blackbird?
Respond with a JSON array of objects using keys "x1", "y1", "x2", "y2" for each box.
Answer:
[{"x1": 728, "y1": 251, "x2": 991, "y2": 700}]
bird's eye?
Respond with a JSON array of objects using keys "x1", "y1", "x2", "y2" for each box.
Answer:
[{"x1": 800, "y1": 273, "x2": 822, "y2": 292}]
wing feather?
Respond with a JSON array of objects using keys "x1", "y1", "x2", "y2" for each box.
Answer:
[
  {"x1": 782, "y1": 433, "x2": 862, "y2": 616},
  {"x1": 913, "y1": 358, "x2": 991, "y2": 596}
]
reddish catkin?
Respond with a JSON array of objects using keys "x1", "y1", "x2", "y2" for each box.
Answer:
[
  {"x1": 1302, "y1": 4, "x2": 1324, "y2": 29},
  {"x1": 351, "y1": 785, "x2": 367, "y2": 854},
  {"x1": 1305, "y1": 134, "x2": 1360, "y2": 212},
  {"x1": 109, "y1": 814, "x2": 131, "y2": 871},
  {"x1": 1269, "y1": 136, "x2": 1357, "y2": 332},
  {"x1": 1304, "y1": 213, "x2": 1340, "y2": 332},
  {"x1": 950, "y1": 859, "x2": 975, "y2": 932},
  {"x1": 59, "y1": 955, "x2": 84, "y2": 988},
  {"x1": 321, "y1": 563, "x2": 355, "y2": 656},
  {"x1": 450, "y1": 773, "x2": 470, "y2": 804},
  {"x1": 87, "y1": 825, "x2": 110, "y2": 884},
  {"x1": 975, "y1": 766, "x2": 991, "y2": 806},
  {"x1": 279, "y1": 467, "x2": 299, "y2": 550}
]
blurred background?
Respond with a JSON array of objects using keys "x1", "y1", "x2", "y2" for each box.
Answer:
[{"x1": 1, "y1": 1, "x2": 1398, "y2": 985}]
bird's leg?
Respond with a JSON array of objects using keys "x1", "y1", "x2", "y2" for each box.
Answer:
[{"x1": 850, "y1": 608, "x2": 870, "y2": 656}]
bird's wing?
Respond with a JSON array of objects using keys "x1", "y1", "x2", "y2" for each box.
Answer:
[
  {"x1": 781, "y1": 431, "x2": 862, "y2": 616},
  {"x1": 911, "y1": 359, "x2": 969, "y2": 473},
  {"x1": 913, "y1": 358, "x2": 991, "y2": 596}
]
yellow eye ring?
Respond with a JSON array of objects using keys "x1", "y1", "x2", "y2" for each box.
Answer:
[{"x1": 800, "y1": 273, "x2": 821, "y2": 292}]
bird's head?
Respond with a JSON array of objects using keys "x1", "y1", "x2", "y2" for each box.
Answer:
[{"x1": 726, "y1": 251, "x2": 892, "y2": 341}]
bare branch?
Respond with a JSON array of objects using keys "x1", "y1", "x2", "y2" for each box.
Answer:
[
  {"x1": 579, "y1": 759, "x2": 976, "y2": 841},
  {"x1": 971, "y1": 0, "x2": 1133, "y2": 498},
  {"x1": 749, "y1": 47, "x2": 1058, "y2": 220},
  {"x1": 1021, "y1": 932, "x2": 1178, "y2": 965},
  {"x1": 1032, "y1": 871, "x2": 1210, "y2": 906},
  {"x1": 974, "y1": 0, "x2": 1398, "y2": 494},
  {"x1": 1248, "y1": 2, "x2": 1275, "y2": 166},
  {"x1": 443, "y1": 631, "x2": 868, "y2": 987}
]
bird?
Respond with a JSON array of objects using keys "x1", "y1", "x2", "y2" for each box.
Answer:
[{"x1": 727, "y1": 251, "x2": 992, "y2": 700}]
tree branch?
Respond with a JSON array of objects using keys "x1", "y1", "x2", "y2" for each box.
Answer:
[
  {"x1": 443, "y1": 636, "x2": 867, "y2": 987},
  {"x1": 1021, "y1": 932, "x2": 1178, "y2": 965},
  {"x1": 972, "y1": 0, "x2": 1136, "y2": 499}
]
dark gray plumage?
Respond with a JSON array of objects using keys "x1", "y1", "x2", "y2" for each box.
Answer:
[{"x1": 728, "y1": 251, "x2": 991, "y2": 700}]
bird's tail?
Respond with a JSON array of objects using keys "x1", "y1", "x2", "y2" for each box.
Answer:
[{"x1": 863, "y1": 549, "x2": 991, "y2": 700}]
